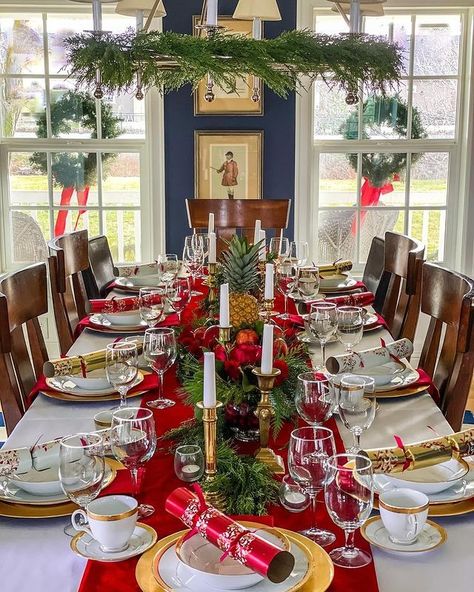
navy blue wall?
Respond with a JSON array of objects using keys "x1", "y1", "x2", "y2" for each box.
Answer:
[{"x1": 163, "y1": 0, "x2": 296, "y2": 254}]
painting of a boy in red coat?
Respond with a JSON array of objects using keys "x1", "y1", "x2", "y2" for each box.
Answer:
[{"x1": 213, "y1": 151, "x2": 238, "y2": 199}]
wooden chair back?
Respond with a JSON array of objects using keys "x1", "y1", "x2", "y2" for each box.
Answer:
[
  {"x1": 381, "y1": 231, "x2": 425, "y2": 342},
  {"x1": 418, "y1": 263, "x2": 474, "y2": 430},
  {"x1": 87, "y1": 235, "x2": 117, "y2": 298},
  {"x1": 362, "y1": 236, "x2": 390, "y2": 314},
  {"x1": 48, "y1": 230, "x2": 89, "y2": 354},
  {"x1": 0, "y1": 263, "x2": 48, "y2": 433},
  {"x1": 186, "y1": 199, "x2": 291, "y2": 252}
]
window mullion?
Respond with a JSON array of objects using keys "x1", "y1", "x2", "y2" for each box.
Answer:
[{"x1": 42, "y1": 12, "x2": 53, "y2": 140}]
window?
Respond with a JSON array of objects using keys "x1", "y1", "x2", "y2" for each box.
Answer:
[
  {"x1": 296, "y1": 5, "x2": 470, "y2": 271},
  {"x1": 0, "y1": 5, "x2": 160, "y2": 268}
]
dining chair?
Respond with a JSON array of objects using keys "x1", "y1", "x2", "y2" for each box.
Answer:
[
  {"x1": 380, "y1": 231, "x2": 425, "y2": 342},
  {"x1": 362, "y1": 236, "x2": 390, "y2": 314},
  {"x1": 0, "y1": 263, "x2": 49, "y2": 434},
  {"x1": 86, "y1": 235, "x2": 118, "y2": 298},
  {"x1": 418, "y1": 262, "x2": 474, "y2": 431},
  {"x1": 186, "y1": 199, "x2": 291, "y2": 253},
  {"x1": 48, "y1": 229, "x2": 90, "y2": 354}
]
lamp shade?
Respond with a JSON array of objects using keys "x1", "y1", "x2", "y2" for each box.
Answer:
[
  {"x1": 233, "y1": 0, "x2": 281, "y2": 22},
  {"x1": 115, "y1": 0, "x2": 166, "y2": 17}
]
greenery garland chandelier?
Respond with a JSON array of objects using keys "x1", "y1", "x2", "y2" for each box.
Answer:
[{"x1": 66, "y1": 0, "x2": 403, "y2": 102}]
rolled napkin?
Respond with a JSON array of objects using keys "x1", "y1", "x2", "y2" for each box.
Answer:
[
  {"x1": 326, "y1": 338, "x2": 413, "y2": 375},
  {"x1": 0, "y1": 447, "x2": 32, "y2": 477},
  {"x1": 318, "y1": 260, "x2": 353, "y2": 274},
  {"x1": 166, "y1": 486, "x2": 295, "y2": 584},
  {"x1": 116, "y1": 262, "x2": 157, "y2": 278},
  {"x1": 364, "y1": 428, "x2": 474, "y2": 474},
  {"x1": 88, "y1": 296, "x2": 140, "y2": 314},
  {"x1": 325, "y1": 291, "x2": 375, "y2": 308}
]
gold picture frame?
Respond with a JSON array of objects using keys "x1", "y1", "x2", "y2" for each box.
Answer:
[
  {"x1": 194, "y1": 130, "x2": 263, "y2": 199},
  {"x1": 193, "y1": 16, "x2": 263, "y2": 116}
]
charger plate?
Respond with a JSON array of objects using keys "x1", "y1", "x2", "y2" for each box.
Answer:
[
  {"x1": 136, "y1": 523, "x2": 334, "y2": 592},
  {"x1": 41, "y1": 372, "x2": 147, "y2": 402}
]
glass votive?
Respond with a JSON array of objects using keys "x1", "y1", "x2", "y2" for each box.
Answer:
[
  {"x1": 174, "y1": 445, "x2": 204, "y2": 483},
  {"x1": 279, "y1": 475, "x2": 311, "y2": 513}
]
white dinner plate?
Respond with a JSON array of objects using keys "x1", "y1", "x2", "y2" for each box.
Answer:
[
  {"x1": 89, "y1": 314, "x2": 148, "y2": 333},
  {"x1": 156, "y1": 538, "x2": 310, "y2": 592},
  {"x1": 66, "y1": 371, "x2": 112, "y2": 391},
  {"x1": 10, "y1": 465, "x2": 63, "y2": 496},
  {"x1": 102, "y1": 311, "x2": 143, "y2": 326},
  {"x1": 115, "y1": 276, "x2": 164, "y2": 290},
  {"x1": 45, "y1": 372, "x2": 144, "y2": 396},
  {"x1": 353, "y1": 361, "x2": 406, "y2": 387},
  {"x1": 319, "y1": 278, "x2": 358, "y2": 293},
  {"x1": 370, "y1": 368, "x2": 420, "y2": 393},
  {"x1": 319, "y1": 273, "x2": 349, "y2": 288}
]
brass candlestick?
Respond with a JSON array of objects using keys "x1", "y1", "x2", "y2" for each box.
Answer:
[
  {"x1": 197, "y1": 401, "x2": 225, "y2": 509},
  {"x1": 218, "y1": 325, "x2": 232, "y2": 344},
  {"x1": 258, "y1": 260, "x2": 266, "y2": 298},
  {"x1": 251, "y1": 367, "x2": 285, "y2": 474},
  {"x1": 260, "y1": 298, "x2": 278, "y2": 324},
  {"x1": 207, "y1": 262, "x2": 217, "y2": 303}
]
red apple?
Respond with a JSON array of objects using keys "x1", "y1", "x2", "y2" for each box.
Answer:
[{"x1": 235, "y1": 329, "x2": 260, "y2": 346}]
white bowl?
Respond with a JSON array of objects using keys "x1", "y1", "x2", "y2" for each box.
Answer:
[
  {"x1": 319, "y1": 273, "x2": 348, "y2": 288},
  {"x1": 103, "y1": 311, "x2": 142, "y2": 326},
  {"x1": 11, "y1": 466, "x2": 62, "y2": 496},
  {"x1": 67, "y1": 372, "x2": 112, "y2": 391},
  {"x1": 354, "y1": 361, "x2": 405, "y2": 386},
  {"x1": 129, "y1": 275, "x2": 162, "y2": 288},
  {"x1": 176, "y1": 528, "x2": 288, "y2": 590},
  {"x1": 383, "y1": 458, "x2": 469, "y2": 495}
]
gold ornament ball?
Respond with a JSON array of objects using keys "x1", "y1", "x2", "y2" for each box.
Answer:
[
  {"x1": 94, "y1": 87, "x2": 104, "y2": 100},
  {"x1": 345, "y1": 92, "x2": 359, "y2": 105},
  {"x1": 205, "y1": 90, "x2": 215, "y2": 102}
]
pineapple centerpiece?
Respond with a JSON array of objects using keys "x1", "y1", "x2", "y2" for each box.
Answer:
[{"x1": 221, "y1": 236, "x2": 261, "y2": 328}]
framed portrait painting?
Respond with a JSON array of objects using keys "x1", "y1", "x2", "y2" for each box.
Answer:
[
  {"x1": 195, "y1": 131, "x2": 263, "y2": 200},
  {"x1": 193, "y1": 16, "x2": 263, "y2": 116}
]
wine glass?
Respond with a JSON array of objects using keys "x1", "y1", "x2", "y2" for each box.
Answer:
[
  {"x1": 166, "y1": 277, "x2": 191, "y2": 322},
  {"x1": 276, "y1": 257, "x2": 295, "y2": 320},
  {"x1": 182, "y1": 243, "x2": 204, "y2": 296},
  {"x1": 336, "y1": 306, "x2": 364, "y2": 353},
  {"x1": 139, "y1": 287, "x2": 166, "y2": 327},
  {"x1": 59, "y1": 433, "x2": 105, "y2": 536},
  {"x1": 296, "y1": 266, "x2": 320, "y2": 301},
  {"x1": 269, "y1": 237, "x2": 289, "y2": 264},
  {"x1": 309, "y1": 302, "x2": 338, "y2": 371},
  {"x1": 290, "y1": 241, "x2": 309, "y2": 267},
  {"x1": 105, "y1": 342, "x2": 139, "y2": 408},
  {"x1": 157, "y1": 254, "x2": 179, "y2": 286},
  {"x1": 143, "y1": 327, "x2": 177, "y2": 409},
  {"x1": 338, "y1": 375, "x2": 376, "y2": 452},
  {"x1": 288, "y1": 426, "x2": 336, "y2": 547},
  {"x1": 191, "y1": 233, "x2": 210, "y2": 268},
  {"x1": 174, "y1": 445, "x2": 204, "y2": 483},
  {"x1": 111, "y1": 407, "x2": 157, "y2": 518},
  {"x1": 324, "y1": 453, "x2": 374, "y2": 568},
  {"x1": 279, "y1": 475, "x2": 311, "y2": 513},
  {"x1": 296, "y1": 372, "x2": 336, "y2": 425}
]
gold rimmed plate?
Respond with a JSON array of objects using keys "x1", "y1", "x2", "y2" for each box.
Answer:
[
  {"x1": 136, "y1": 523, "x2": 334, "y2": 592},
  {"x1": 374, "y1": 495, "x2": 474, "y2": 517},
  {"x1": 361, "y1": 517, "x2": 447, "y2": 553},
  {"x1": 88, "y1": 314, "x2": 148, "y2": 334},
  {"x1": 42, "y1": 372, "x2": 146, "y2": 402}
]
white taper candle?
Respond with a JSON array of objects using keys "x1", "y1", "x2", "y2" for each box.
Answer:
[
  {"x1": 203, "y1": 352, "x2": 217, "y2": 408},
  {"x1": 261, "y1": 324, "x2": 274, "y2": 375},
  {"x1": 259, "y1": 229, "x2": 266, "y2": 261},
  {"x1": 264, "y1": 263, "x2": 274, "y2": 300},
  {"x1": 254, "y1": 219, "x2": 262, "y2": 245},
  {"x1": 206, "y1": 0, "x2": 218, "y2": 26},
  {"x1": 219, "y1": 283, "x2": 230, "y2": 327},
  {"x1": 209, "y1": 232, "x2": 216, "y2": 264},
  {"x1": 208, "y1": 212, "x2": 214, "y2": 234}
]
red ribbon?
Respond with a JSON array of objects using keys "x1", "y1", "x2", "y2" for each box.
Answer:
[
  {"x1": 380, "y1": 338, "x2": 402, "y2": 365},
  {"x1": 393, "y1": 434, "x2": 411, "y2": 471},
  {"x1": 352, "y1": 177, "x2": 394, "y2": 234}
]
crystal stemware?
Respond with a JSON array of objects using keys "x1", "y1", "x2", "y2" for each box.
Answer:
[
  {"x1": 296, "y1": 266, "x2": 320, "y2": 301},
  {"x1": 289, "y1": 240, "x2": 309, "y2": 267},
  {"x1": 279, "y1": 475, "x2": 311, "y2": 513},
  {"x1": 105, "y1": 342, "x2": 139, "y2": 408},
  {"x1": 166, "y1": 277, "x2": 191, "y2": 322},
  {"x1": 338, "y1": 375, "x2": 376, "y2": 452},
  {"x1": 309, "y1": 302, "x2": 338, "y2": 371},
  {"x1": 157, "y1": 253, "x2": 179, "y2": 286},
  {"x1": 59, "y1": 433, "x2": 105, "y2": 536},
  {"x1": 269, "y1": 237, "x2": 290, "y2": 265},
  {"x1": 111, "y1": 407, "x2": 157, "y2": 518},
  {"x1": 182, "y1": 242, "x2": 204, "y2": 296},
  {"x1": 139, "y1": 287, "x2": 166, "y2": 327},
  {"x1": 296, "y1": 372, "x2": 336, "y2": 425},
  {"x1": 276, "y1": 257, "x2": 295, "y2": 320},
  {"x1": 174, "y1": 445, "x2": 204, "y2": 483},
  {"x1": 143, "y1": 327, "x2": 177, "y2": 409},
  {"x1": 324, "y1": 453, "x2": 374, "y2": 568},
  {"x1": 288, "y1": 426, "x2": 336, "y2": 547},
  {"x1": 336, "y1": 306, "x2": 364, "y2": 353}
]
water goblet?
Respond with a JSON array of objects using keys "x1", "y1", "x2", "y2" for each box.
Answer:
[
  {"x1": 174, "y1": 445, "x2": 204, "y2": 483},
  {"x1": 269, "y1": 237, "x2": 290, "y2": 264},
  {"x1": 59, "y1": 433, "x2": 105, "y2": 536},
  {"x1": 276, "y1": 258, "x2": 295, "y2": 320},
  {"x1": 289, "y1": 241, "x2": 309, "y2": 267},
  {"x1": 336, "y1": 306, "x2": 364, "y2": 353},
  {"x1": 338, "y1": 375, "x2": 376, "y2": 452},
  {"x1": 288, "y1": 426, "x2": 336, "y2": 547},
  {"x1": 296, "y1": 372, "x2": 336, "y2": 425},
  {"x1": 157, "y1": 253, "x2": 179, "y2": 286},
  {"x1": 111, "y1": 407, "x2": 157, "y2": 518},
  {"x1": 324, "y1": 453, "x2": 374, "y2": 568},
  {"x1": 105, "y1": 342, "x2": 139, "y2": 408},
  {"x1": 279, "y1": 475, "x2": 311, "y2": 513},
  {"x1": 309, "y1": 302, "x2": 338, "y2": 371},
  {"x1": 139, "y1": 287, "x2": 166, "y2": 328},
  {"x1": 182, "y1": 243, "x2": 204, "y2": 296},
  {"x1": 166, "y1": 277, "x2": 191, "y2": 322},
  {"x1": 296, "y1": 266, "x2": 320, "y2": 301},
  {"x1": 143, "y1": 327, "x2": 177, "y2": 409}
]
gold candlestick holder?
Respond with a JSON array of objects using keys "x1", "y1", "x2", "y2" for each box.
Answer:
[
  {"x1": 251, "y1": 367, "x2": 285, "y2": 474},
  {"x1": 258, "y1": 260, "x2": 266, "y2": 297},
  {"x1": 207, "y1": 262, "x2": 217, "y2": 303},
  {"x1": 197, "y1": 401, "x2": 226, "y2": 509},
  {"x1": 259, "y1": 298, "x2": 278, "y2": 324},
  {"x1": 218, "y1": 325, "x2": 232, "y2": 344}
]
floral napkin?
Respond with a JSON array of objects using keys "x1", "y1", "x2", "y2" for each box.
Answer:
[{"x1": 326, "y1": 338, "x2": 414, "y2": 374}]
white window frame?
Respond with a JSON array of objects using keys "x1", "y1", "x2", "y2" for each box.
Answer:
[
  {"x1": 0, "y1": 1, "x2": 166, "y2": 272},
  {"x1": 295, "y1": 1, "x2": 474, "y2": 274}
]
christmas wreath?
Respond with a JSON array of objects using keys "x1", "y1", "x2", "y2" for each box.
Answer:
[{"x1": 30, "y1": 91, "x2": 121, "y2": 235}]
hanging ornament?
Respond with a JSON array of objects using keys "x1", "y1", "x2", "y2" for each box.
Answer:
[
  {"x1": 135, "y1": 69, "x2": 144, "y2": 100},
  {"x1": 345, "y1": 91, "x2": 359, "y2": 105},
  {"x1": 205, "y1": 76, "x2": 215, "y2": 102}
]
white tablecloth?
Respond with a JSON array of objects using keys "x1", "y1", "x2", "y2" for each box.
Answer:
[{"x1": 0, "y1": 327, "x2": 472, "y2": 592}]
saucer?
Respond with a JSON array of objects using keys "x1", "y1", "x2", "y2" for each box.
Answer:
[
  {"x1": 71, "y1": 523, "x2": 157, "y2": 562},
  {"x1": 361, "y1": 517, "x2": 447, "y2": 553}
]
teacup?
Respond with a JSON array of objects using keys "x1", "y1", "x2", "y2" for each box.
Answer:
[
  {"x1": 379, "y1": 488, "x2": 429, "y2": 545},
  {"x1": 71, "y1": 495, "x2": 138, "y2": 552}
]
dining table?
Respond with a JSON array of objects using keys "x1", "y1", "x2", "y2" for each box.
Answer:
[{"x1": 0, "y1": 291, "x2": 472, "y2": 592}]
